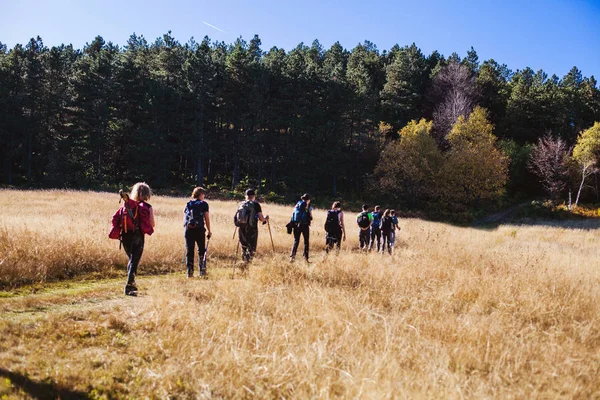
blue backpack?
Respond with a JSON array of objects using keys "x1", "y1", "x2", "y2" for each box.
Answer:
[
  {"x1": 291, "y1": 201, "x2": 309, "y2": 224},
  {"x1": 371, "y1": 212, "x2": 382, "y2": 229},
  {"x1": 184, "y1": 200, "x2": 206, "y2": 229}
]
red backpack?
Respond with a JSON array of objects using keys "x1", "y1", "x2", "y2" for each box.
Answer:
[{"x1": 109, "y1": 199, "x2": 154, "y2": 239}]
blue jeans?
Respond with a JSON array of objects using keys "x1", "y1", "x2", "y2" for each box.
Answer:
[{"x1": 121, "y1": 230, "x2": 144, "y2": 284}]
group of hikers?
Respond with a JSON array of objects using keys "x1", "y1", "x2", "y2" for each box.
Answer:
[{"x1": 110, "y1": 183, "x2": 400, "y2": 296}]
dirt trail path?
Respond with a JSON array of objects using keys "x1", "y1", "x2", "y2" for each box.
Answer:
[{"x1": 0, "y1": 279, "x2": 126, "y2": 321}]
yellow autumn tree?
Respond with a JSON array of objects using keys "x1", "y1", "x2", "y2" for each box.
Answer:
[
  {"x1": 440, "y1": 106, "x2": 509, "y2": 210},
  {"x1": 572, "y1": 122, "x2": 600, "y2": 205},
  {"x1": 374, "y1": 119, "x2": 443, "y2": 207}
]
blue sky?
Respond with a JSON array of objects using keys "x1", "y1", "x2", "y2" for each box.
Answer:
[{"x1": 2, "y1": 0, "x2": 599, "y2": 79}]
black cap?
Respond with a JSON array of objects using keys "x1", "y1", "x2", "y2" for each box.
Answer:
[{"x1": 245, "y1": 189, "x2": 256, "y2": 196}]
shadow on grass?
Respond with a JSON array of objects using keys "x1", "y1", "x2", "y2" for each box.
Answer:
[{"x1": 0, "y1": 368, "x2": 90, "y2": 399}]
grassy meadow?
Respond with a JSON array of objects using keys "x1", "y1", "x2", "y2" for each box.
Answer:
[{"x1": 0, "y1": 189, "x2": 599, "y2": 398}]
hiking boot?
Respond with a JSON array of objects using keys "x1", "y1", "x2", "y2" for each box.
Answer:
[
  {"x1": 199, "y1": 268, "x2": 207, "y2": 278},
  {"x1": 124, "y1": 284, "x2": 137, "y2": 296}
]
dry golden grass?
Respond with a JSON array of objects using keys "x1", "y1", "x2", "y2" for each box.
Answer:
[{"x1": 0, "y1": 189, "x2": 599, "y2": 398}]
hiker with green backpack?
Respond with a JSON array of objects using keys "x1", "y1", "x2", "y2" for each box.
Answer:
[
  {"x1": 289, "y1": 193, "x2": 313, "y2": 262},
  {"x1": 356, "y1": 204, "x2": 373, "y2": 251},
  {"x1": 234, "y1": 189, "x2": 269, "y2": 264}
]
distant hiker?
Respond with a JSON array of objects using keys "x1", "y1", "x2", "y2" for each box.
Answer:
[
  {"x1": 325, "y1": 201, "x2": 345, "y2": 253},
  {"x1": 356, "y1": 204, "x2": 372, "y2": 251},
  {"x1": 369, "y1": 205, "x2": 383, "y2": 252},
  {"x1": 109, "y1": 182, "x2": 155, "y2": 296},
  {"x1": 184, "y1": 187, "x2": 212, "y2": 278},
  {"x1": 234, "y1": 189, "x2": 268, "y2": 264},
  {"x1": 380, "y1": 209, "x2": 394, "y2": 255},
  {"x1": 390, "y1": 209, "x2": 399, "y2": 248},
  {"x1": 289, "y1": 193, "x2": 313, "y2": 262}
]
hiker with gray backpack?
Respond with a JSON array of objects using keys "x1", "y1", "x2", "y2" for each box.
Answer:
[
  {"x1": 234, "y1": 189, "x2": 269, "y2": 264},
  {"x1": 184, "y1": 187, "x2": 212, "y2": 278},
  {"x1": 356, "y1": 204, "x2": 373, "y2": 251}
]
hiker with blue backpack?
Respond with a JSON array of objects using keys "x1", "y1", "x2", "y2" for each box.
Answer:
[
  {"x1": 369, "y1": 205, "x2": 383, "y2": 252},
  {"x1": 289, "y1": 193, "x2": 313, "y2": 262},
  {"x1": 390, "y1": 209, "x2": 400, "y2": 249},
  {"x1": 184, "y1": 187, "x2": 212, "y2": 278},
  {"x1": 356, "y1": 204, "x2": 373, "y2": 251},
  {"x1": 324, "y1": 201, "x2": 346, "y2": 253},
  {"x1": 234, "y1": 189, "x2": 269, "y2": 264}
]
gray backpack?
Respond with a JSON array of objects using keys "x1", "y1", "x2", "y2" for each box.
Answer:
[{"x1": 234, "y1": 200, "x2": 256, "y2": 228}]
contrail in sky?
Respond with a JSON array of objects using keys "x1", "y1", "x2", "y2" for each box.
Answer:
[{"x1": 202, "y1": 21, "x2": 227, "y2": 33}]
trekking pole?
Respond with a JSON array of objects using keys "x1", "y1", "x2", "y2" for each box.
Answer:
[
  {"x1": 200, "y1": 237, "x2": 210, "y2": 278},
  {"x1": 232, "y1": 226, "x2": 238, "y2": 240},
  {"x1": 232, "y1": 238, "x2": 240, "y2": 279},
  {"x1": 267, "y1": 219, "x2": 275, "y2": 253}
]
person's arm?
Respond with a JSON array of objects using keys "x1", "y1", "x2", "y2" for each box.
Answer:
[
  {"x1": 205, "y1": 211, "x2": 211, "y2": 238},
  {"x1": 150, "y1": 206, "x2": 156, "y2": 228},
  {"x1": 340, "y1": 212, "x2": 346, "y2": 240},
  {"x1": 257, "y1": 203, "x2": 269, "y2": 222}
]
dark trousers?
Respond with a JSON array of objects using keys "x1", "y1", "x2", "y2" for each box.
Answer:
[
  {"x1": 290, "y1": 223, "x2": 310, "y2": 260},
  {"x1": 381, "y1": 230, "x2": 393, "y2": 254},
  {"x1": 359, "y1": 228, "x2": 370, "y2": 250},
  {"x1": 121, "y1": 230, "x2": 144, "y2": 285},
  {"x1": 185, "y1": 226, "x2": 206, "y2": 275},
  {"x1": 239, "y1": 226, "x2": 258, "y2": 262},
  {"x1": 370, "y1": 227, "x2": 382, "y2": 252},
  {"x1": 325, "y1": 231, "x2": 342, "y2": 253}
]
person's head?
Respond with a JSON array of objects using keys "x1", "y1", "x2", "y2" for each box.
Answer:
[
  {"x1": 375, "y1": 205, "x2": 381, "y2": 212},
  {"x1": 362, "y1": 204, "x2": 369, "y2": 211},
  {"x1": 301, "y1": 193, "x2": 311, "y2": 204},
  {"x1": 332, "y1": 201, "x2": 341, "y2": 210},
  {"x1": 192, "y1": 186, "x2": 206, "y2": 200},
  {"x1": 245, "y1": 189, "x2": 256, "y2": 200},
  {"x1": 130, "y1": 182, "x2": 152, "y2": 202},
  {"x1": 390, "y1": 209, "x2": 396, "y2": 216},
  {"x1": 384, "y1": 209, "x2": 391, "y2": 217}
]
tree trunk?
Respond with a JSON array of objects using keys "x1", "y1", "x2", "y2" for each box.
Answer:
[
  {"x1": 575, "y1": 164, "x2": 589, "y2": 206},
  {"x1": 270, "y1": 152, "x2": 276, "y2": 190},
  {"x1": 332, "y1": 174, "x2": 337, "y2": 197},
  {"x1": 196, "y1": 104, "x2": 204, "y2": 186},
  {"x1": 231, "y1": 127, "x2": 240, "y2": 190}
]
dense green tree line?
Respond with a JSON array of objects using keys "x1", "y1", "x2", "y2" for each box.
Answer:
[{"x1": 1, "y1": 33, "x2": 599, "y2": 210}]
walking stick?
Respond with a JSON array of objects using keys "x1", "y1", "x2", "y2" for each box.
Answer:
[
  {"x1": 267, "y1": 219, "x2": 275, "y2": 253},
  {"x1": 200, "y1": 237, "x2": 210, "y2": 278},
  {"x1": 232, "y1": 226, "x2": 238, "y2": 240},
  {"x1": 232, "y1": 237, "x2": 240, "y2": 279}
]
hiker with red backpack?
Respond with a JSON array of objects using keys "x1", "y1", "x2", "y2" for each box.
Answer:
[
  {"x1": 289, "y1": 193, "x2": 313, "y2": 262},
  {"x1": 324, "y1": 201, "x2": 346, "y2": 253},
  {"x1": 109, "y1": 182, "x2": 155, "y2": 296},
  {"x1": 356, "y1": 204, "x2": 373, "y2": 251},
  {"x1": 234, "y1": 189, "x2": 269, "y2": 264},
  {"x1": 184, "y1": 187, "x2": 212, "y2": 278}
]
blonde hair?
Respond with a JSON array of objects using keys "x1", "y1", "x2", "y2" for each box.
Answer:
[
  {"x1": 192, "y1": 187, "x2": 206, "y2": 199},
  {"x1": 130, "y1": 182, "x2": 152, "y2": 201}
]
